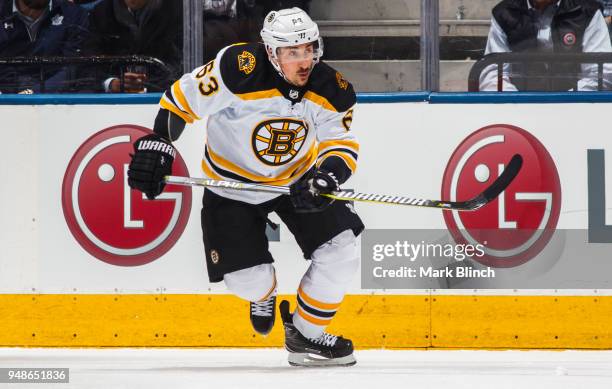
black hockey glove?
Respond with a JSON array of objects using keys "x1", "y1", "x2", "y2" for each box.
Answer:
[
  {"x1": 289, "y1": 168, "x2": 340, "y2": 213},
  {"x1": 127, "y1": 133, "x2": 175, "y2": 200}
]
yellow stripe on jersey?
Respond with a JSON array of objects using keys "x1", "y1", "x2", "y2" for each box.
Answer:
[
  {"x1": 303, "y1": 91, "x2": 337, "y2": 112},
  {"x1": 317, "y1": 151, "x2": 357, "y2": 173},
  {"x1": 318, "y1": 139, "x2": 360, "y2": 154},
  {"x1": 200, "y1": 158, "x2": 224, "y2": 180},
  {"x1": 160, "y1": 97, "x2": 194, "y2": 124},
  {"x1": 236, "y1": 88, "x2": 283, "y2": 101},
  {"x1": 172, "y1": 81, "x2": 201, "y2": 121},
  {"x1": 206, "y1": 144, "x2": 317, "y2": 185}
]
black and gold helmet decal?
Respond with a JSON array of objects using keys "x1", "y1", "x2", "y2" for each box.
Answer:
[{"x1": 252, "y1": 118, "x2": 309, "y2": 166}]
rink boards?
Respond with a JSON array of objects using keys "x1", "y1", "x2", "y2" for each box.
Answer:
[{"x1": 1, "y1": 95, "x2": 612, "y2": 348}]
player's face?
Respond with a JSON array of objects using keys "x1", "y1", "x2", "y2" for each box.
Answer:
[{"x1": 277, "y1": 43, "x2": 316, "y2": 87}]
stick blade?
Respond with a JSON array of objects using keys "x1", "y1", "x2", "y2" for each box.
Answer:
[{"x1": 482, "y1": 153, "x2": 523, "y2": 202}]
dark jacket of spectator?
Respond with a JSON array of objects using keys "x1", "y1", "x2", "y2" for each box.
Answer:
[
  {"x1": 84, "y1": 0, "x2": 182, "y2": 92},
  {"x1": 494, "y1": 0, "x2": 601, "y2": 53},
  {"x1": 485, "y1": 0, "x2": 606, "y2": 91},
  {"x1": 0, "y1": 0, "x2": 89, "y2": 93}
]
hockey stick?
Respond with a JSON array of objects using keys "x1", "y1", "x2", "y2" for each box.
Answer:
[{"x1": 164, "y1": 154, "x2": 522, "y2": 211}]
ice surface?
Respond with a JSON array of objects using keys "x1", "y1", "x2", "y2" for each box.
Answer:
[{"x1": 1, "y1": 348, "x2": 612, "y2": 389}]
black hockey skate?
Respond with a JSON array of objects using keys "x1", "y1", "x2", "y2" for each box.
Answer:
[
  {"x1": 250, "y1": 295, "x2": 276, "y2": 335},
  {"x1": 279, "y1": 300, "x2": 356, "y2": 367}
]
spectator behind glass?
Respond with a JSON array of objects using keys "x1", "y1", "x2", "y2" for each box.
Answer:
[
  {"x1": 480, "y1": 0, "x2": 612, "y2": 91},
  {"x1": 597, "y1": 0, "x2": 612, "y2": 36},
  {"x1": 203, "y1": 0, "x2": 311, "y2": 63},
  {"x1": 0, "y1": 0, "x2": 89, "y2": 93},
  {"x1": 84, "y1": 0, "x2": 182, "y2": 93}
]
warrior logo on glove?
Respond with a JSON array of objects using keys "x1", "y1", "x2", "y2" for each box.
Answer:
[
  {"x1": 128, "y1": 133, "x2": 176, "y2": 199},
  {"x1": 136, "y1": 137, "x2": 176, "y2": 157}
]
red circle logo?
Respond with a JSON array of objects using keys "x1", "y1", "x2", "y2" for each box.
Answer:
[
  {"x1": 62, "y1": 125, "x2": 192, "y2": 266},
  {"x1": 563, "y1": 32, "x2": 576, "y2": 46},
  {"x1": 442, "y1": 124, "x2": 561, "y2": 267}
]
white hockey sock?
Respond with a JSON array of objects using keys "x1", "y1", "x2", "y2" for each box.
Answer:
[
  {"x1": 292, "y1": 229, "x2": 360, "y2": 339},
  {"x1": 223, "y1": 263, "x2": 277, "y2": 302}
]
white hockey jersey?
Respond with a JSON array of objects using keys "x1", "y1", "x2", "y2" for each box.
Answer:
[{"x1": 159, "y1": 43, "x2": 359, "y2": 204}]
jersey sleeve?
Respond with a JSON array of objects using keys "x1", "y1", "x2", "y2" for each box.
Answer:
[
  {"x1": 158, "y1": 48, "x2": 235, "y2": 124},
  {"x1": 315, "y1": 104, "x2": 359, "y2": 184}
]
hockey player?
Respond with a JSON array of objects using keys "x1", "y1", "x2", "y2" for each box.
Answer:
[{"x1": 127, "y1": 7, "x2": 363, "y2": 367}]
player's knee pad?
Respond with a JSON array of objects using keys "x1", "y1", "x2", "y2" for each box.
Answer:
[
  {"x1": 309, "y1": 229, "x2": 360, "y2": 286},
  {"x1": 223, "y1": 263, "x2": 276, "y2": 302}
]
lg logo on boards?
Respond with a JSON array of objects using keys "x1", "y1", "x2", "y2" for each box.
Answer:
[
  {"x1": 61, "y1": 124, "x2": 610, "y2": 267},
  {"x1": 443, "y1": 123, "x2": 611, "y2": 268},
  {"x1": 442, "y1": 124, "x2": 561, "y2": 267},
  {"x1": 62, "y1": 125, "x2": 191, "y2": 266}
]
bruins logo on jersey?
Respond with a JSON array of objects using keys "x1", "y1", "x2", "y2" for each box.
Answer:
[
  {"x1": 252, "y1": 118, "x2": 309, "y2": 166},
  {"x1": 238, "y1": 51, "x2": 256, "y2": 75},
  {"x1": 336, "y1": 72, "x2": 348, "y2": 90}
]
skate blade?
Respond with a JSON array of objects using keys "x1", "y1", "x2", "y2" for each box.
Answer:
[{"x1": 288, "y1": 352, "x2": 356, "y2": 367}]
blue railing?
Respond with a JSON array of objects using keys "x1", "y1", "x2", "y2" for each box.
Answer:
[{"x1": 3, "y1": 91, "x2": 612, "y2": 105}]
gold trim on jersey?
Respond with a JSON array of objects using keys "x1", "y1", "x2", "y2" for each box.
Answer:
[
  {"x1": 172, "y1": 81, "x2": 201, "y2": 121},
  {"x1": 316, "y1": 139, "x2": 359, "y2": 173},
  {"x1": 160, "y1": 97, "x2": 194, "y2": 124},
  {"x1": 317, "y1": 139, "x2": 360, "y2": 154},
  {"x1": 201, "y1": 158, "x2": 224, "y2": 180},
  {"x1": 236, "y1": 88, "x2": 283, "y2": 101},
  {"x1": 203, "y1": 143, "x2": 317, "y2": 186},
  {"x1": 316, "y1": 151, "x2": 357, "y2": 173},
  {"x1": 303, "y1": 91, "x2": 337, "y2": 112}
]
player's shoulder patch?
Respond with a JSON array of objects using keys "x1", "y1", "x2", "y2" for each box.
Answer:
[
  {"x1": 307, "y1": 62, "x2": 356, "y2": 112},
  {"x1": 237, "y1": 49, "x2": 257, "y2": 75},
  {"x1": 219, "y1": 43, "x2": 274, "y2": 94}
]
